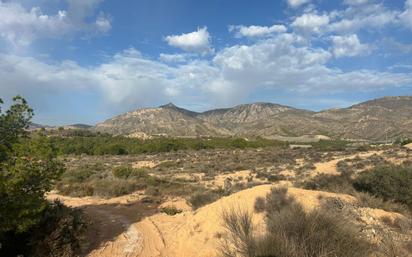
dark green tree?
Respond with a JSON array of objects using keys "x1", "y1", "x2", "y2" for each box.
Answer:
[{"x1": 0, "y1": 97, "x2": 64, "y2": 239}]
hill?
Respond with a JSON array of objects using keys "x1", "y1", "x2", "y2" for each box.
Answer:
[
  {"x1": 92, "y1": 96, "x2": 412, "y2": 141},
  {"x1": 93, "y1": 103, "x2": 231, "y2": 137}
]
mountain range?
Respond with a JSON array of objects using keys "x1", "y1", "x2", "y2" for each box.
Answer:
[{"x1": 92, "y1": 96, "x2": 412, "y2": 141}]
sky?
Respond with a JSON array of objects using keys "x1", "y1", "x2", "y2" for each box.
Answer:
[{"x1": 0, "y1": 0, "x2": 411, "y2": 125}]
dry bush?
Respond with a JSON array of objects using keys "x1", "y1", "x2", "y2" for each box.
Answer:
[
  {"x1": 220, "y1": 187, "x2": 372, "y2": 257},
  {"x1": 254, "y1": 197, "x2": 266, "y2": 213},
  {"x1": 220, "y1": 208, "x2": 256, "y2": 257},
  {"x1": 355, "y1": 191, "x2": 409, "y2": 216},
  {"x1": 189, "y1": 189, "x2": 225, "y2": 209}
]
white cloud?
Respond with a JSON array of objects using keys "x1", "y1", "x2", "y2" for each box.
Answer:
[
  {"x1": 1, "y1": 31, "x2": 411, "y2": 112},
  {"x1": 292, "y1": 13, "x2": 330, "y2": 35},
  {"x1": 331, "y1": 34, "x2": 371, "y2": 57},
  {"x1": 343, "y1": 0, "x2": 370, "y2": 6},
  {"x1": 0, "y1": 0, "x2": 110, "y2": 46},
  {"x1": 164, "y1": 27, "x2": 213, "y2": 54},
  {"x1": 229, "y1": 24, "x2": 287, "y2": 38},
  {"x1": 287, "y1": 0, "x2": 310, "y2": 8},
  {"x1": 159, "y1": 53, "x2": 192, "y2": 63},
  {"x1": 327, "y1": 3, "x2": 399, "y2": 34},
  {"x1": 400, "y1": 0, "x2": 412, "y2": 30},
  {"x1": 95, "y1": 12, "x2": 111, "y2": 33}
]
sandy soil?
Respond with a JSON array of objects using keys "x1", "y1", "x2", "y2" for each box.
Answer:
[
  {"x1": 311, "y1": 151, "x2": 383, "y2": 177},
  {"x1": 50, "y1": 148, "x2": 412, "y2": 257},
  {"x1": 132, "y1": 161, "x2": 158, "y2": 169},
  {"x1": 80, "y1": 185, "x2": 359, "y2": 257}
]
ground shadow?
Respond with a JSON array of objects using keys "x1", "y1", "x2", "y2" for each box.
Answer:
[{"x1": 79, "y1": 199, "x2": 160, "y2": 256}]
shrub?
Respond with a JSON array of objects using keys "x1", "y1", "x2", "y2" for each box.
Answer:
[
  {"x1": 254, "y1": 197, "x2": 266, "y2": 213},
  {"x1": 92, "y1": 179, "x2": 142, "y2": 198},
  {"x1": 355, "y1": 191, "x2": 408, "y2": 215},
  {"x1": 354, "y1": 165, "x2": 412, "y2": 207},
  {"x1": 112, "y1": 166, "x2": 134, "y2": 179},
  {"x1": 160, "y1": 206, "x2": 182, "y2": 216},
  {"x1": 0, "y1": 200, "x2": 87, "y2": 257},
  {"x1": 189, "y1": 190, "x2": 224, "y2": 209},
  {"x1": 220, "y1": 208, "x2": 255, "y2": 257},
  {"x1": 220, "y1": 187, "x2": 372, "y2": 257},
  {"x1": 300, "y1": 174, "x2": 355, "y2": 195}
]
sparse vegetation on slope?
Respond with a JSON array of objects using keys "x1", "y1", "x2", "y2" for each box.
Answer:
[
  {"x1": 221, "y1": 187, "x2": 372, "y2": 257},
  {"x1": 354, "y1": 164, "x2": 412, "y2": 207}
]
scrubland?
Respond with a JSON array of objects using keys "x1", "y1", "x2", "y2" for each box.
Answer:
[{"x1": 44, "y1": 140, "x2": 412, "y2": 257}]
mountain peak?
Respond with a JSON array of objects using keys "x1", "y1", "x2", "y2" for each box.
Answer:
[{"x1": 160, "y1": 102, "x2": 177, "y2": 109}]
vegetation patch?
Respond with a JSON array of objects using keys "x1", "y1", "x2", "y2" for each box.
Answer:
[
  {"x1": 354, "y1": 165, "x2": 412, "y2": 207},
  {"x1": 220, "y1": 187, "x2": 372, "y2": 257}
]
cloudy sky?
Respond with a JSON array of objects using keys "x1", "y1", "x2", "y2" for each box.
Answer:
[{"x1": 0, "y1": 0, "x2": 411, "y2": 125}]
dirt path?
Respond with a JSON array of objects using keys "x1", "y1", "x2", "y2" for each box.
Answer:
[
  {"x1": 311, "y1": 151, "x2": 382, "y2": 177},
  {"x1": 47, "y1": 193, "x2": 159, "y2": 257}
]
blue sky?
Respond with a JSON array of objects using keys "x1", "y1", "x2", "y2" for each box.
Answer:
[{"x1": 0, "y1": 0, "x2": 411, "y2": 125}]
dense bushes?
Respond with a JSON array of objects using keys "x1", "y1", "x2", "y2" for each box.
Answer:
[
  {"x1": 354, "y1": 165, "x2": 412, "y2": 207},
  {"x1": 311, "y1": 139, "x2": 349, "y2": 151},
  {"x1": 300, "y1": 166, "x2": 411, "y2": 214},
  {"x1": 1, "y1": 200, "x2": 87, "y2": 257},
  {"x1": 0, "y1": 97, "x2": 84, "y2": 257},
  {"x1": 49, "y1": 136, "x2": 288, "y2": 156},
  {"x1": 220, "y1": 187, "x2": 372, "y2": 257}
]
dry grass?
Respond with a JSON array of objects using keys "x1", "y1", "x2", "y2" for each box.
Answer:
[{"x1": 220, "y1": 187, "x2": 372, "y2": 257}]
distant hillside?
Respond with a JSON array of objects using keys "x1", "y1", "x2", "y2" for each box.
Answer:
[
  {"x1": 93, "y1": 104, "x2": 231, "y2": 137},
  {"x1": 92, "y1": 96, "x2": 412, "y2": 141},
  {"x1": 28, "y1": 123, "x2": 92, "y2": 131}
]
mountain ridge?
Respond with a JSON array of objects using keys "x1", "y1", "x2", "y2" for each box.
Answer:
[{"x1": 92, "y1": 96, "x2": 412, "y2": 141}]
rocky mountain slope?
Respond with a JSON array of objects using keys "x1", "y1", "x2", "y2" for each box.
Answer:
[
  {"x1": 93, "y1": 103, "x2": 231, "y2": 137},
  {"x1": 93, "y1": 96, "x2": 412, "y2": 141}
]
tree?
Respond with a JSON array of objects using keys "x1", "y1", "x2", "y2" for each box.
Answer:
[{"x1": 0, "y1": 97, "x2": 64, "y2": 240}]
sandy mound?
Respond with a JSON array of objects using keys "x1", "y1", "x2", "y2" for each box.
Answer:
[
  {"x1": 88, "y1": 185, "x2": 357, "y2": 257},
  {"x1": 404, "y1": 143, "x2": 412, "y2": 150}
]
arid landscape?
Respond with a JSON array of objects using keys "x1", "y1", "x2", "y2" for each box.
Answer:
[
  {"x1": 2, "y1": 95, "x2": 412, "y2": 257},
  {"x1": 2, "y1": 0, "x2": 412, "y2": 256},
  {"x1": 44, "y1": 142, "x2": 412, "y2": 257}
]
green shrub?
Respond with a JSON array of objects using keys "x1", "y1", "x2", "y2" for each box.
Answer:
[
  {"x1": 160, "y1": 206, "x2": 182, "y2": 216},
  {"x1": 354, "y1": 165, "x2": 412, "y2": 207},
  {"x1": 112, "y1": 166, "x2": 148, "y2": 179},
  {"x1": 300, "y1": 174, "x2": 355, "y2": 195},
  {"x1": 112, "y1": 166, "x2": 134, "y2": 179},
  {"x1": 92, "y1": 179, "x2": 142, "y2": 198}
]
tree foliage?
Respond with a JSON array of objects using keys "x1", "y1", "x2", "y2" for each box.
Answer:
[{"x1": 0, "y1": 97, "x2": 64, "y2": 241}]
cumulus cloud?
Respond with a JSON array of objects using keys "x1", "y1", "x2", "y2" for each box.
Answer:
[
  {"x1": 292, "y1": 13, "x2": 330, "y2": 35},
  {"x1": 229, "y1": 24, "x2": 287, "y2": 38},
  {"x1": 331, "y1": 34, "x2": 371, "y2": 57},
  {"x1": 0, "y1": 0, "x2": 110, "y2": 46},
  {"x1": 287, "y1": 0, "x2": 311, "y2": 8},
  {"x1": 327, "y1": 3, "x2": 399, "y2": 34},
  {"x1": 164, "y1": 27, "x2": 213, "y2": 54},
  {"x1": 2, "y1": 32, "x2": 411, "y2": 113}
]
